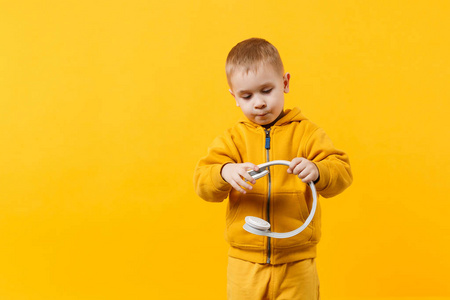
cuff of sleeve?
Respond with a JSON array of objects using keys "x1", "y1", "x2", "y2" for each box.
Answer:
[
  {"x1": 211, "y1": 163, "x2": 232, "y2": 192},
  {"x1": 314, "y1": 161, "x2": 330, "y2": 191}
]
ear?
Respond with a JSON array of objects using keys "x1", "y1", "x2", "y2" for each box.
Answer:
[
  {"x1": 229, "y1": 89, "x2": 239, "y2": 107},
  {"x1": 283, "y1": 72, "x2": 291, "y2": 93}
]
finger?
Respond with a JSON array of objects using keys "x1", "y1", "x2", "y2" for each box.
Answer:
[
  {"x1": 301, "y1": 173, "x2": 315, "y2": 183},
  {"x1": 287, "y1": 158, "x2": 302, "y2": 173},
  {"x1": 242, "y1": 162, "x2": 259, "y2": 172},
  {"x1": 293, "y1": 162, "x2": 306, "y2": 175},
  {"x1": 230, "y1": 180, "x2": 247, "y2": 194},
  {"x1": 239, "y1": 169, "x2": 257, "y2": 184},
  {"x1": 242, "y1": 178, "x2": 255, "y2": 191},
  {"x1": 298, "y1": 165, "x2": 313, "y2": 178},
  {"x1": 233, "y1": 173, "x2": 254, "y2": 190}
]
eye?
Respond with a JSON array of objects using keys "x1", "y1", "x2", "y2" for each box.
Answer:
[
  {"x1": 242, "y1": 94, "x2": 252, "y2": 99},
  {"x1": 262, "y1": 88, "x2": 273, "y2": 94}
]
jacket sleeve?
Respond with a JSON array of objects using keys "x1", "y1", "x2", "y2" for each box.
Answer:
[
  {"x1": 304, "y1": 127, "x2": 353, "y2": 198},
  {"x1": 193, "y1": 132, "x2": 240, "y2": 202}
]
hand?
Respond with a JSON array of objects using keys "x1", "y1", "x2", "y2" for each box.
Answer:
[
  {"x1": 287, "y1": 157, "x2": 319, "y2": 183},
  {"x1": 221, "y1": 163, "x2": 259, "y2": 194}
]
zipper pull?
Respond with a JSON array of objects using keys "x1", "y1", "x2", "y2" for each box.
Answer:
[{"x1": 265, "y1": 129, "x2": 271, "y2": 150}]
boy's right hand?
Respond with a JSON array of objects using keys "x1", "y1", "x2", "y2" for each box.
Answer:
[{"x1": 221, "y1": 163, "x2": 259, "y2": 194}]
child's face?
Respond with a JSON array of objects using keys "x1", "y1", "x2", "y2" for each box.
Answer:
[{"x1": 229, "y1": 64, "x2": 290, "y2": 126}]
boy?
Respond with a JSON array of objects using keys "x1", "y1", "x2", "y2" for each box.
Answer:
[{"x1": 193, "y1": 38, "x2": 352, "y2": 300}]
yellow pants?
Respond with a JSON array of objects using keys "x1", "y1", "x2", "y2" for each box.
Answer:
[{"x1": 227, "y1": 256, "x2": 320, "y2": 300}]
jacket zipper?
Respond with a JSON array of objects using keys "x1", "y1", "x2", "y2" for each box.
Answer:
[{"x1": 265, "y1": 128, "x2": 272, "y2": 264}]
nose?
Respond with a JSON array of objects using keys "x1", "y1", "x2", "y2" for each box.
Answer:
[{"x1": 253, "y1": 95, "x2": 266, "y2": 109}]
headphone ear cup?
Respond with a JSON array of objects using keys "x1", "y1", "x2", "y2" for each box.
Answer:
[{"x1": 245, "y1": 216, "x2": 271, "y2": 231}]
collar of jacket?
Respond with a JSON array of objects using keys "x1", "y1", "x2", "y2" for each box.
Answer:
[{"x1": 238, "y1": 107, "x2": 308, "y2": 128}]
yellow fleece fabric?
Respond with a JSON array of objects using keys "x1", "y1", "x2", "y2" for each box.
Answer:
[
  {"x1": 194, "y1": 107, "x2": 353, "y2": 264},
  {"x1": 227, "y1": 256, "x2": 320, "y2": 300}
]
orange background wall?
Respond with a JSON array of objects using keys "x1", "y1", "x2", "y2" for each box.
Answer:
[{"x1": 1, "y1": 1, "x2": 449, "y2": 299}]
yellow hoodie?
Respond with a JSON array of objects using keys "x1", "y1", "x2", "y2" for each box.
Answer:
[{"x1": 194, "y1": 107, "x2": 353, "y2": 264}]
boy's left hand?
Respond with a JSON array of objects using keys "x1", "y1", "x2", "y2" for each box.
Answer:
[{"x1": 287, "y1": 157, "x2": 319, "y2": 183}]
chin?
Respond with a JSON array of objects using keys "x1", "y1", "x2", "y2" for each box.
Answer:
[
  {"x1": 254, "y1": 116, "x2": 272, "y2": 125},
  {"x1": 257, "y1": 120, "x2": 272, "y2": 126}
]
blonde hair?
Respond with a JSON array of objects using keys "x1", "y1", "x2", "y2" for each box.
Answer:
[{"x1": 226, "y1": 38, "x2": 284, "y2": 85}]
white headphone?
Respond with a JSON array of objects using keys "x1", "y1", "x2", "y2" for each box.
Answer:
[{"x1": 243, "y1": 160, "x2": 317, "y2": 239}]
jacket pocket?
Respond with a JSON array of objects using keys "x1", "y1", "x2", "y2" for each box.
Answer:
[
  {"x1": 272, "y1": 192, "x2": 315, "y2": 249},
  {"x1": 225, "y1": 192, "x2": 266, "y2": 248}
]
